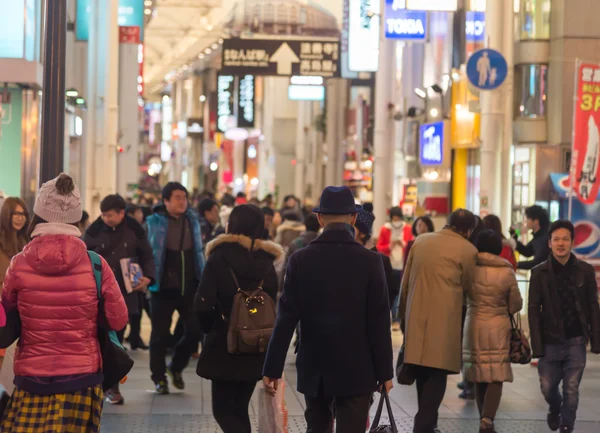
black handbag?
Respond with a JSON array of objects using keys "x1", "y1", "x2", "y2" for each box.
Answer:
[
  {"x1": 395, "y1": 343, "x2": 416, "y2": 385},
  {"x1": 509, "y1": 313, "x2": 532, "y2": 365},
  {"x1": 369, "y1": 388, "x2": 398, "y2": 433},
  {"x1": 0, "y1": 308, "x2": 21, "y2": 349},
  {"x1": 88, "y1": 252, "x2": 134, "y2": 390}
]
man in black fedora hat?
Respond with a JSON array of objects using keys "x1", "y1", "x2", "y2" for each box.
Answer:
[{"x1": 263, "y1": 186, "x2": 394, "y2": 433}]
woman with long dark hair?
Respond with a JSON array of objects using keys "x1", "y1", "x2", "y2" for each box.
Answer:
[
  {"x1": 194, "y1": 204, "x2": 283, "y2": 433},
  {"x1": 402, "y1": 215, "x2": 435, "y2": 269},
  {"x1": 0, "y1": 197, "x2": 30, "y2": 292}
]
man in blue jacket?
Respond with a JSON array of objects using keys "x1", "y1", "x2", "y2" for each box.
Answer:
[
  {"x1": 147, "y1": 182, "x2": 205, "y2": 394},
  {"x1": 263, "y1": 186, "x2": 394, "y2": 433}
]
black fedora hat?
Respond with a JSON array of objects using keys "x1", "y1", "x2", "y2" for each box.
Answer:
[{"x1": 313, "y1": 186, "x2": 362, "y2": 215}]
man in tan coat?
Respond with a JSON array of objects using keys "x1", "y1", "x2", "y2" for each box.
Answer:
[{"x1": 400, "y1": 209, "x2": 477, "y2": 433}]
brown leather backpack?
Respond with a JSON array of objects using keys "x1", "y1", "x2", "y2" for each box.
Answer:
[{"x1": 226, "y1": 268, "x2": 276, "y2": 354}]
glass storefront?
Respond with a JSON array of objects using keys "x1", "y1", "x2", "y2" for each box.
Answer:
[
  {"x1": 514, "y1": 64, "x2": 548, "y2": 118},
  {"x1": 519, "y1": 0, "x2": 551, "y2": 40},
  {"x1": 511, "y1": 145, "x2": 536, "y2": 226}
]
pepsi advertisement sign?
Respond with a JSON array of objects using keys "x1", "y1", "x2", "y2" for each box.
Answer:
[
  {"x1": 466, "y1": 11, "x2": 485, "y2": 43},
  {"x1": 419, "y1": 121, "x2": 444, "y2": 166},
  {"x1": 384, "y1": 3, "x2": 427, "y2": 41}
]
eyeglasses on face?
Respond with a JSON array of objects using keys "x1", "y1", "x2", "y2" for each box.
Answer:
[{"x1": 12, "y1": 211, "x2": 28, "y2": 219}]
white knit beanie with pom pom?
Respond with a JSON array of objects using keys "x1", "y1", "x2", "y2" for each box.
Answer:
[{"x1": 33, "y1": 173, "x2": 82, "y2": 224}]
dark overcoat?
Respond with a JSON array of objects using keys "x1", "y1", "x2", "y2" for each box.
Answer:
[{"x1": 263, "y1": 223, "x2": 394, "y2": 398}]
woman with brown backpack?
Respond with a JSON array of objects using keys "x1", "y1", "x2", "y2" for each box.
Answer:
[{"x1": 194, "y1": 204, "x2": 283, "y2": 433}]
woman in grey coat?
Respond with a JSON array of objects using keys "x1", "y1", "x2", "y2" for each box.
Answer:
[{"x1": 463, "y1": 230, "x2": 523, "y2": 433}]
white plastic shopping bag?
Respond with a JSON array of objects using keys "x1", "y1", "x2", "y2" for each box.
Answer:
[
  {"x1": 259, "y1": 375, "x2": 288, "y2": 433},
  {"x1": 0, "y1": 343, "x2": 16, "y2": 396}
]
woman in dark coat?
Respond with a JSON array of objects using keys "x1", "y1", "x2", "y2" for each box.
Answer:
[
  {"x1": 355, "y1": 209, "x2": 398, "y2": 308},
  {"x1": 194, "y1": 204, "x2": 284, "y2": 433}
]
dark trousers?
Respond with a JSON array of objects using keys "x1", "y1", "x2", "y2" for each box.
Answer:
[
  {"x1": 413, "y1": 366, "x2": 448, "y2": 433},
  {"x1": 211, "y1": 380, "x2": 257, "y2": 433},
  {"x1": 128, "y1": 295, "x2": 151, "y2": 344},
  {"x1": 149, "y1": 292, "x2": 202, "y2": 383},
  {"x1": 304, "y1": 393, "x2": 371, "y2": 433},
  {"x1": 475, "y1": 382, "x2": 503, "y2": 420},
  {"x1": 538, "y1": 337, "x2": 587, "y2": 429}
]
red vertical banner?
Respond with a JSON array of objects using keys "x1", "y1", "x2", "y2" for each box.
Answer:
[{"x1": 572, "y1": 62, "x2": 600, "y2": 204}]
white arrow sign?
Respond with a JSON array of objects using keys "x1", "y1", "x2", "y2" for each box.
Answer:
[{"x1": 270, "y1": 43, "x2": 300, "y2": 75}]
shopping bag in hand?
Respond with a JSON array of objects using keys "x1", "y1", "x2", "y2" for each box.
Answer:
[
  {"x1": 369, "y1": 388, "x2": 398, "y2": 433},
  {"x1": 259, "y1": 375, "x2": 288, "y2": 433}
]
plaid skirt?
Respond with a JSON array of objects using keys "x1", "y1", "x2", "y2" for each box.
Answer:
[{"x1": 0, "y1": 385, "x2": 103, "y2": 433}]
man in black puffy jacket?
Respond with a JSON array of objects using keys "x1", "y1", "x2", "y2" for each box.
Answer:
[
  {"x1": 83, "y1": 194, "x2": 156, "y2": 405},
  {"x1": 529, "y1": 220, "x2": 600, "y2": 433}
]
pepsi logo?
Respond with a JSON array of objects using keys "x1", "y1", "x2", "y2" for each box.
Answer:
[
  {"x1": 573, "y1": 221, "x2": 600, "y2": 258},
  {"x1": 559, "y1": 175, "x2": 570, "y2": 191}
]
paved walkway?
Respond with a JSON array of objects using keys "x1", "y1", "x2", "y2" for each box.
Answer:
[{"x1": 101, "y1": 332, "x2": 600, "y2": 432}]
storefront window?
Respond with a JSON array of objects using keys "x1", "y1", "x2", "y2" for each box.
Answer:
[
  {"x1": 512, "y1": 146, "x2": 533, "y2": 226},
  {"x1": 519, "y1": 0, "x2": 551, "y2": 40},
  {"x1": 514, "y1": 64, "x2": 547, "y2": 118}
]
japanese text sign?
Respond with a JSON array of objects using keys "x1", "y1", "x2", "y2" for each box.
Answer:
[
  {"x1": 221, "y1": 39, "x2": 340, "y2": 78},
  {"x1": 571, "y1": 62, "x2": 600, "y2": 204}
]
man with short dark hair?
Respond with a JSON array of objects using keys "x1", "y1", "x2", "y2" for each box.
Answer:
[
  {"x1": 400, "y1": 209, "x2": 478, "y2": 433},
  {"x1": 263, "y1": 186, "x2": 393, "y2": 433},
  {"x1": 83, "y1": 194, "x2": 156, "y2": 405},
  {"x1": 511, "y1": 205, "x2": 551, "y2": 270},
  {"x1": 529, "y1": 220, "x2": 600, "y2": 433},
  {"x1": 146, "y1": 182, "x2": 205, "y2": 394},
  {"x1": 197, "y1": 198, "x2": 224, "y2": 248}
]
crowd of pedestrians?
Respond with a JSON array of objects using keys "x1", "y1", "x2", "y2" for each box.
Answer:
[{"x1": 0, "y1": 176, "x2": 599, "y2": 433}]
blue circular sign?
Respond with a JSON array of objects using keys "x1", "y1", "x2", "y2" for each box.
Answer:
[{"x1": 466, "y1": 49, "x2": 508, "y2": 91}]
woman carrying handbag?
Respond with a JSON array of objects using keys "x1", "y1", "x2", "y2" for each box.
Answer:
[
  {"x1": 0, "y1": 174, "x2": 128, "y2": 432},
  {"x1": 462, "y1": 230, "x2": 523, "y2": 433}
]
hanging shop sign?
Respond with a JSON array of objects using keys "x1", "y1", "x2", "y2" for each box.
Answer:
[
  {"x1": 419, "y1": 121, "x2": 444, "y2": 166},
  {"x1": 119, "y1": 26, "x2": 140, "y2": 44},
  {"x1": 186, "y1": 117, "x2": 204, "y2": 140},
  {"x1": 391, "y1": 0, "x2": 457, "y2": 11},
  {"x1": 221, "y1": 39, "x2": 340, "y2": 77},
  {"x1": 238, "y1": 75, "x2": 255, "y2": 128},
  {"x1": 288, "y1": 85, "x2": 325, "y2": 101},
  {"x1": 217, "y1": 74, "x2": 235, "y2": 133},
  {"x1": 466, "y1": 11, "x2": 485, "y2": 43},
  {"x1": 466, "y1": 48, "x2": 508, "y2": 91},
  {"x1": 348, "y1": 0, "x2": 380, "y2": 72},
  {"x1": 76, "y1": 0, "x2": 145, "y2": 41},
  {"x1": 288, "y1": 76, "x2": 325, "y2": 101},
  {"x1": 384, "y1": 4, "x2": 427, "y2": 41},
  {"x1": 571, "y1": 62, "x2": 600, "y2": 205}
]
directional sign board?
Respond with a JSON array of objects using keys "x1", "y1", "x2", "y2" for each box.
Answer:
[
  {"x1": 221, "y1": 39, "x2": 340, "y2": 77},
  {"x1": 466, "y1": 48, "x2": 508, "y2": 91}
]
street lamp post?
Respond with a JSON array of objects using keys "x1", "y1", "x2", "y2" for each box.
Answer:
[{"x1": 39, "y1": 0, "x2": 68, "y2": 184}]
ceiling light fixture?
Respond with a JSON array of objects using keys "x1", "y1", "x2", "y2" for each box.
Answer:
[{"x1": 144, "y1": 8, "x2": 151, "y2": 15}]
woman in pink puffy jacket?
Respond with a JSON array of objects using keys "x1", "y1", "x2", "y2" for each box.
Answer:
[{"x1": 0, "y1": 173, "x2": 128, "y2": 433}]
